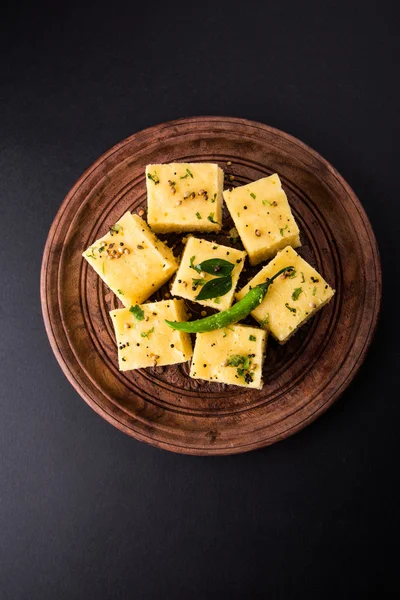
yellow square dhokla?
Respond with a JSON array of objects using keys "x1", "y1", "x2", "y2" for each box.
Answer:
[
  {"x1": 146, "y1": 163, "x2": 223, "y2": 233},
  {"x1": 110, "y1": 299, "x2": 193, "y2": 371},
  {"x1": 236, "y1": 246, "x2": 335, "y2": 343},
  {"x1": 189, "y1": 324, "x2": 267, "y2": 389},
  {"x1": 223, "y1": 173, "x2": 300, "y2": 265},
  {"x1": 83, "y1": 212, "x2": 178, "y2": 308},
  {"x1": 170, "y1": 236, "x2": 246, "y2": 311}
]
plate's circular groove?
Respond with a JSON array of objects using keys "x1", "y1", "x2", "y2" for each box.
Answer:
[
  {"x1": 84, "y1": 167, "x2": 343, "y2": 414},
  {"x1": 41, "y1": 117, "x2": 381, "y2": 454}
]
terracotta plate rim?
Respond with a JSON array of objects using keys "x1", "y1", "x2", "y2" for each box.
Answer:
[{"x1": 40, "y1": 116, "x2": 382, "y2": 455}]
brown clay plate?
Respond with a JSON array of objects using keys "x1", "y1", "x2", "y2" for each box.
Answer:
[{"x1": 40, "y1": 117, "x2": 381, "y2": 455}]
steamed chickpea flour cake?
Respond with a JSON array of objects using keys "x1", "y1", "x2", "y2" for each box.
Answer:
[{"x1": 82, "y1": 161, "x2": 335, "y2": 389}]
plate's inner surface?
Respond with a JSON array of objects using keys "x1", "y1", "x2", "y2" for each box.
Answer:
[
  {"x1": 68, "y1": 156, "x2": 340, "y2": 415},
  {"x1": 45, "y1": 117, "x2": 379, "y2": 453}
]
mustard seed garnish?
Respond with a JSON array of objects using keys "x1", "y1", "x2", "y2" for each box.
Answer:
[
  {"x1": 112, "y1": 249, "x2": 117, "y2": 255},
  {"x1": 201, "y1": 310, "x2": 207, "y2": 317},
  {"x1": 309, "y1": 302, "x2": 317, "y2": 308},
  {"x1": 171, "y1": 187, "x2": 176, "y2": 194},
  {"x1": 175, "y1": 200, "x2": 182, "y2": 207},
  {"x1": 183, "y1": 191, "x2": 191, "y2": 199},
  {"x1": 272, "y1": 201, "x2": 278, "y2": 207},
  {"x1": 198, "y1": 189, "x2": 206, "y2": 195},
  {"x1": 255, "y1": 229, "x2": 261, "y2": 237},
  {"x1": 117, "y1": 247, "x2": 124, "y2": 254},
  {"x1": 109, "y1": 243, "x2": 115, "y2": 249},
  {"x1": 123, "y1": 248, "x2": 130, "y2": 255},
  {"x1": 150, "y1": 354, "x2": 160, "y2": 366},
  {"x1": 107, "y1": 255, "x2": 113, "y2": 260},
  {"x1": 227, "y1": 161, "x2": 232, "y2": 166},
  {"x1": 229, "y1": 175, "x2": 235, "y2": 181},
  {"x1": 164, "y1": 292, "x2": 171, "y2": 299},
  {"x1": 124, "y1": 323, "x2": 131, "y2": 329},
  {"x1": 137, "y1": 245, "x2": 144, "y2": 250},
  {"x1": 138, "y1": 209, "x2": 144, "y2": 217}
]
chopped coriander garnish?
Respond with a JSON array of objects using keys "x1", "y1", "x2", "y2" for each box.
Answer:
[
  {"x1": 262, "y1": 200, "x2": 272, "y2": 206},
  {"x1": 141, "y1": 327, "x2": 154, "y2": 339},
  {"x1": 195, "y1": 212, "x2": 202, "y2": 219},
  {"x1": 99, "y1": 246, "x2": 105, "y2": 253},
  {"x1": 292, "y1": 287, "x2": 303, "y2": 301},
  {"x1": 207, "y1": 212, "x2": 218, "y2": 224},
  {"x1": 214, "y1": 297, "x2": 221, "y2": 304},
  {"x1": 250, "y1": 192, "x2": 256, "y2": 199},
  {"x1": 110, "y1": 223, "x2": 123, "y2": 235},
  {"x1": 102, "y1": 262, "x2": 105, "y2": 274},
  {"x1": 285, "y1": 303, "x2": 296, "y2": 313},
  {"x1": 117, "y1": 289, "x2": 124, "y2": 295},
  {"x1": 300, "y1": 272, "x2": 305, "y2": 283},
  {"x1": 85, "y1": 248, "x2": 96, "y2": 259},
  {"x1": 260, "y1": 314, "x2": 269, "y2": 327},
  {"x1": 280, "y1": 224, "x2": 288, "y2": 237},
  {"x1": 129, "y1": 305, "x2": 144, "y2": 320},
  {"x1": 312, "y1": 286, "x2": 317, "y2": 296},
  {"x1": 249, "y1": 335, "x2": 257, "y2": 341},
  {"x1": 211, "y1": 193, "x2": 217, "y2": 203},
  {"x1": 189, "y1": 255, "x2": 202, "y2": 273},
  {"x1": 192, "y1": 277, "x2": 206, "y2": 288},
  {"x1": 226, "y1": 354, "x2": 254, "y2": 383},
  {"x1": 226, "y1": 354, "x2": 247, "y2": 367},
  {"x1": 180, "y1": 168, "x2": 193, "y2": 179},
  {"x1": 147, "y1": 171, "x2": 160, "y2": 184}
]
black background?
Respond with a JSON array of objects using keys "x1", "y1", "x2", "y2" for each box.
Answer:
[{"x1": 1, "y1": 2, "x2": 398, "y2": 599}]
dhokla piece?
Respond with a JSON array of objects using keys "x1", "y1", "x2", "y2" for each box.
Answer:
[
  {"x1": 82, "y1": 212, "x2": 178, "y2": 308},
  {"x1": 189, "y1": 324, "x2": 267, "y2": 389},
  {"x1": 170, "y1": 236, "x2": 246, "y2": 311},
  {"x1": 110, "y1": 299, "x2": 193, "y2": 371},
  {"x1": 146, "y1": 163, "x2": 223, "y2": 233},
  {"x1": 236, "y1": 246, "x2": 335, "y2": 343},
  {"x1": 223, "y1": 173, "x2": 301, "y2": 265}
]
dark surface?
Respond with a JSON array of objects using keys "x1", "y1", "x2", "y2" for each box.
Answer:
[{"x1": 0, "y1": 2, "x2": 398, "y2": 599}]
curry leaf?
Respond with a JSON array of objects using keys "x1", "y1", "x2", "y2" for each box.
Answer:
[
  {"x1": 196, "y1": 258, "x2": 234, "y2": 277},
  {"x1": 195, "y1": 275, "x2": 232, "y2": 301}
]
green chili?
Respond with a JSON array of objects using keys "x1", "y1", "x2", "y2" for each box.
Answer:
[{"x1": 165, "y1": 266, "x2": 293, "y2": 333}]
